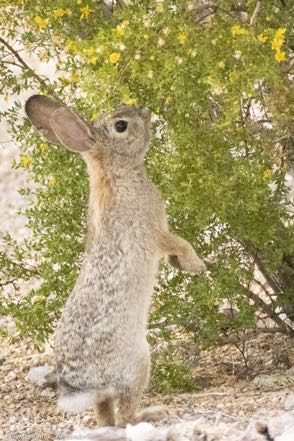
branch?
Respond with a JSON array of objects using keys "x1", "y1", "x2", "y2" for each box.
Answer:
[
  {"x1": 194, "y1": 5, "x2": 234, "y2": 24},
  {"x1": 246, "y1": 287, "x2": 294, "y2": 336},
  {"x1": 253, "y1": 278, "x2": 275, "y2": 304},
  {"x1": 249, "y1": 1, "x2": 261, "y2": 26},
  {"x1": 218, "y1": 327, "x2": 290, "y2": 345},
  {"x1": 0, "y1": 37, "x2": 58, "y2": 99},
  {"x1": 242, "y1": 241, "x2": 283, "y2": 295}
]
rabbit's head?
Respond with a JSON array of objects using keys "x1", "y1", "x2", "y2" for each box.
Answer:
[
  {"x1": 93, "y1": 105, "x2": 151, "y2": 160},
  {"x1": 25, "y1": 95, "x2": 152, "y2": 165}
]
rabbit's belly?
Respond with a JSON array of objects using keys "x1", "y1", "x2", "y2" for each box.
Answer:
[
  {"x1": 56, "y1": 328, "x2": 148, "y2": 390},
  {"x1": 54, "y1": 240, "x2": 160, "y2": 390}
]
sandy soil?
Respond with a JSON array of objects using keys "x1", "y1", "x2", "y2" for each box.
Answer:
[{"x1": 1, "y1": 328, "x2": 294, "y2": 440}]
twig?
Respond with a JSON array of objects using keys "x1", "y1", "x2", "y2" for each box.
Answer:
[
  {"x1": 234, "y1": 340, "x2": 249, "y2": 370},
  {"x1": 203, "y1": 409, "x2": 238, "y2": 420},
  {"x1": 0, "y1": 37, "x2": 58, "y2": 99},
  {"x1": 1, "y1": 60, "x2": 24, "y2": 69},
  {"x1": 194, "y1": 392, "x2": 228, "y2": 397},
  {"x1": 249, "y1": 1, "x2": 261, "y2": 26},
  {"x1": 0, "y1": 278, "x2": 19, "y2": 288}
]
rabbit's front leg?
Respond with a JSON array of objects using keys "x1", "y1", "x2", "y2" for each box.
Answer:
[{"x1": 156, "y1": 230, "x2": 207, "y2": 274}]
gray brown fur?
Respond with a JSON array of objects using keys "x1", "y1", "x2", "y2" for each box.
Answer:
[{"x1": 25, "y1": 95, "x2": 206, "y2": 426}]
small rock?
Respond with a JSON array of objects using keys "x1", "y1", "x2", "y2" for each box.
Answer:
[
  {"x1": 284, "y1": 393, "x2": 294, "y2": 410},
  {"x1": 286, "y1": 366, "x2": 294, "y2": 376},
  {"x1": 27, "y1": 365, "x2": 57, "y2": 388},
  {"x1": 7, "y1": 371, "x2": 17, "y2": 381},
  {"x1": 40, "y1": 388, "x2": 56, "y2": 398},
  {"x1": 135, "y1": 405, "x2": 169, "y2": 423},
  {"x1": 126, "y1": 423, "x2": 158, "y2": 441}
]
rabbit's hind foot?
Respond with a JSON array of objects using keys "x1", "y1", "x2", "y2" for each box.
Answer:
[
  {"x1": 133, "y1": 405, "x2": 170, "y2": 424},
  {"x1": 95, "y1": 397, "x2": 116, "y2": 427}
]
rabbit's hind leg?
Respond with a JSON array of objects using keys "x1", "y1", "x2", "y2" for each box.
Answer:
[
  {"x1": 117, "y1": 354, "x2": 150, "y2": 426},
  {"x1": 94, "y1": 397, "x2": 116, "y2": 427}
]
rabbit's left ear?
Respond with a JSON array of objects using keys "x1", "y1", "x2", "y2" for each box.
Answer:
[{"x1": 25, "y1": 95, "x2": 95, "y2": 152}]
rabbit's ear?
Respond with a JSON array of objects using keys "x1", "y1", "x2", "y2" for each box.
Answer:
[
  {"x1": 25, "y1": 95, "x2": 95, "y2": 152},
  {"x1": 25, "y1": 95, "x2": 62, "y2": 144},
  {"x1": 50, "y1": 107, "x2": 95, "y2": 152}
]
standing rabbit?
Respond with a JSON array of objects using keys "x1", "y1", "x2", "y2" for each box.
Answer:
[{"x1": 25, "y1": 95, "x2": 206, "y2": 426}]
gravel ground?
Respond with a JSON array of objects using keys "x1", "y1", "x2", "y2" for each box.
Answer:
[{"x1": 1, "y1": 330, "x2": 294, "y2": 441}]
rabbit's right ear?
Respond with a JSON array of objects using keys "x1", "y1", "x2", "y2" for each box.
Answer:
[{"x1": 25, "y1": 95, "x2": 95, "y2": 152}]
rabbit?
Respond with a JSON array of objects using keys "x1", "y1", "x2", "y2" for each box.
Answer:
[{"x1": 25, "y1": 95, "x2": 207, "y2": 426}]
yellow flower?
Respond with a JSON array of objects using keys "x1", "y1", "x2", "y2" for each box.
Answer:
[
  {"x1": 20, "y1": 155, "x2": 32, "y2": 168},
  {"x1": 187, "y1": 48, "x2": 197, "y2": 57},
  {"x1": 178, "y1": 32, "x2": 187, "y2": 45},
  {"x1": 65, "y1": 8, "x2": 72, "y2": 16},
  {"x1": 31, "y1": 295, "x2": 45, "y2": 304},
  {"x1": 231, "y1": 24, "x2": 249, "y2": 37},
  {"x1": 80, "y1": 5, "x2": 92, "y2": 20},
  {"x1": 91, "y1": 112, "x2": 99, "y2": 120},
  {"x1": 48, "y1": 177, "x2": 57, "y2": 185},
  {"x1": 143, "y1": 17, "x2": 151, "y2": 28},
  {"x1": 257, "y1": 34, "x2": 267, "y2": 43},
  {"x1": 40, "y1": 143, "x2": 48, "y2": 153},
  {"x1": 218, "y1": 60, "x2": 225, "y2": 69},
  {"x1": 115, "y1": 21, "x2": 129, "y2": 36},
  {"x1": 271, "y1": 28, "x2": 286, "y2": 51},
  {"x1": 115, "y1": 25, "x2": 125, "y2": 36},
  {"x1": 263, "y1": 169, "x2": 271, "y2": 178},
  {"x1": 84, "y1": 47, "x2": 95, "y2": 56},
  {"x1": 205, "y1": 76, "x2": 223, "y2": 95},
  {"x1": 59, "y1": 76, "x2": 68, "y2": 85},
  {"x1": 54, "y1": 8, "x2": 66, "y2": 18},
  {"x1": 143, "y1": 34, "x2": 149, "y2": 40},
  {"x1": 155, "y1": 107, "x2": 161, "y2": 114},
  {"x1": 39, "y1": 50, "x2": 48, "y2": 61},
  {"x1": 53, "y1": 36, "x2": 62, "y2": 45},
  {"x1": 88, "y1": 55, "x2": 98, "y2": 64},
  {"x1": 77, "y1": 0, "x2": 82, "y2": 4},
  {"x1": 155, "y1": 3, "x2": 164, "y2": 13},
  {"x1": 34, "y1": 16, "x2": 48, "y2": 29},
  {"x1": 275, "y1": 49, "x2": 287, "y2": 62},
  {"x1": 126, "y1": 98, "x2": 137, "y2": 105},
  {"x1": 71, "y1": 73, "x2": 80, "y2": 82},
  {"x1": 65, "y1": 40, "x2": 78, "y2": 54},
  {"x1": 109, "y1": 52, "x2": 121, "y2": 64}
]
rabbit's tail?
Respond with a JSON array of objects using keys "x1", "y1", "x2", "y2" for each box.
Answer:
[
  {"x1": 58, "y1": 390, "x2": 97, "y2": 413},
  {"x1": 57, "y1": 376, "x2": 114, "y2": 413}
]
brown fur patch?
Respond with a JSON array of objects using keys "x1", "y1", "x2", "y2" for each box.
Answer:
[{"x1": 84, "y1": 151, "x2": 113, "y2": 221}]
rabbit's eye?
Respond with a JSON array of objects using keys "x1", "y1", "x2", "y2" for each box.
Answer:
[{"x1": 115, "y1": 120, "x2": 128, "y2": 133}]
